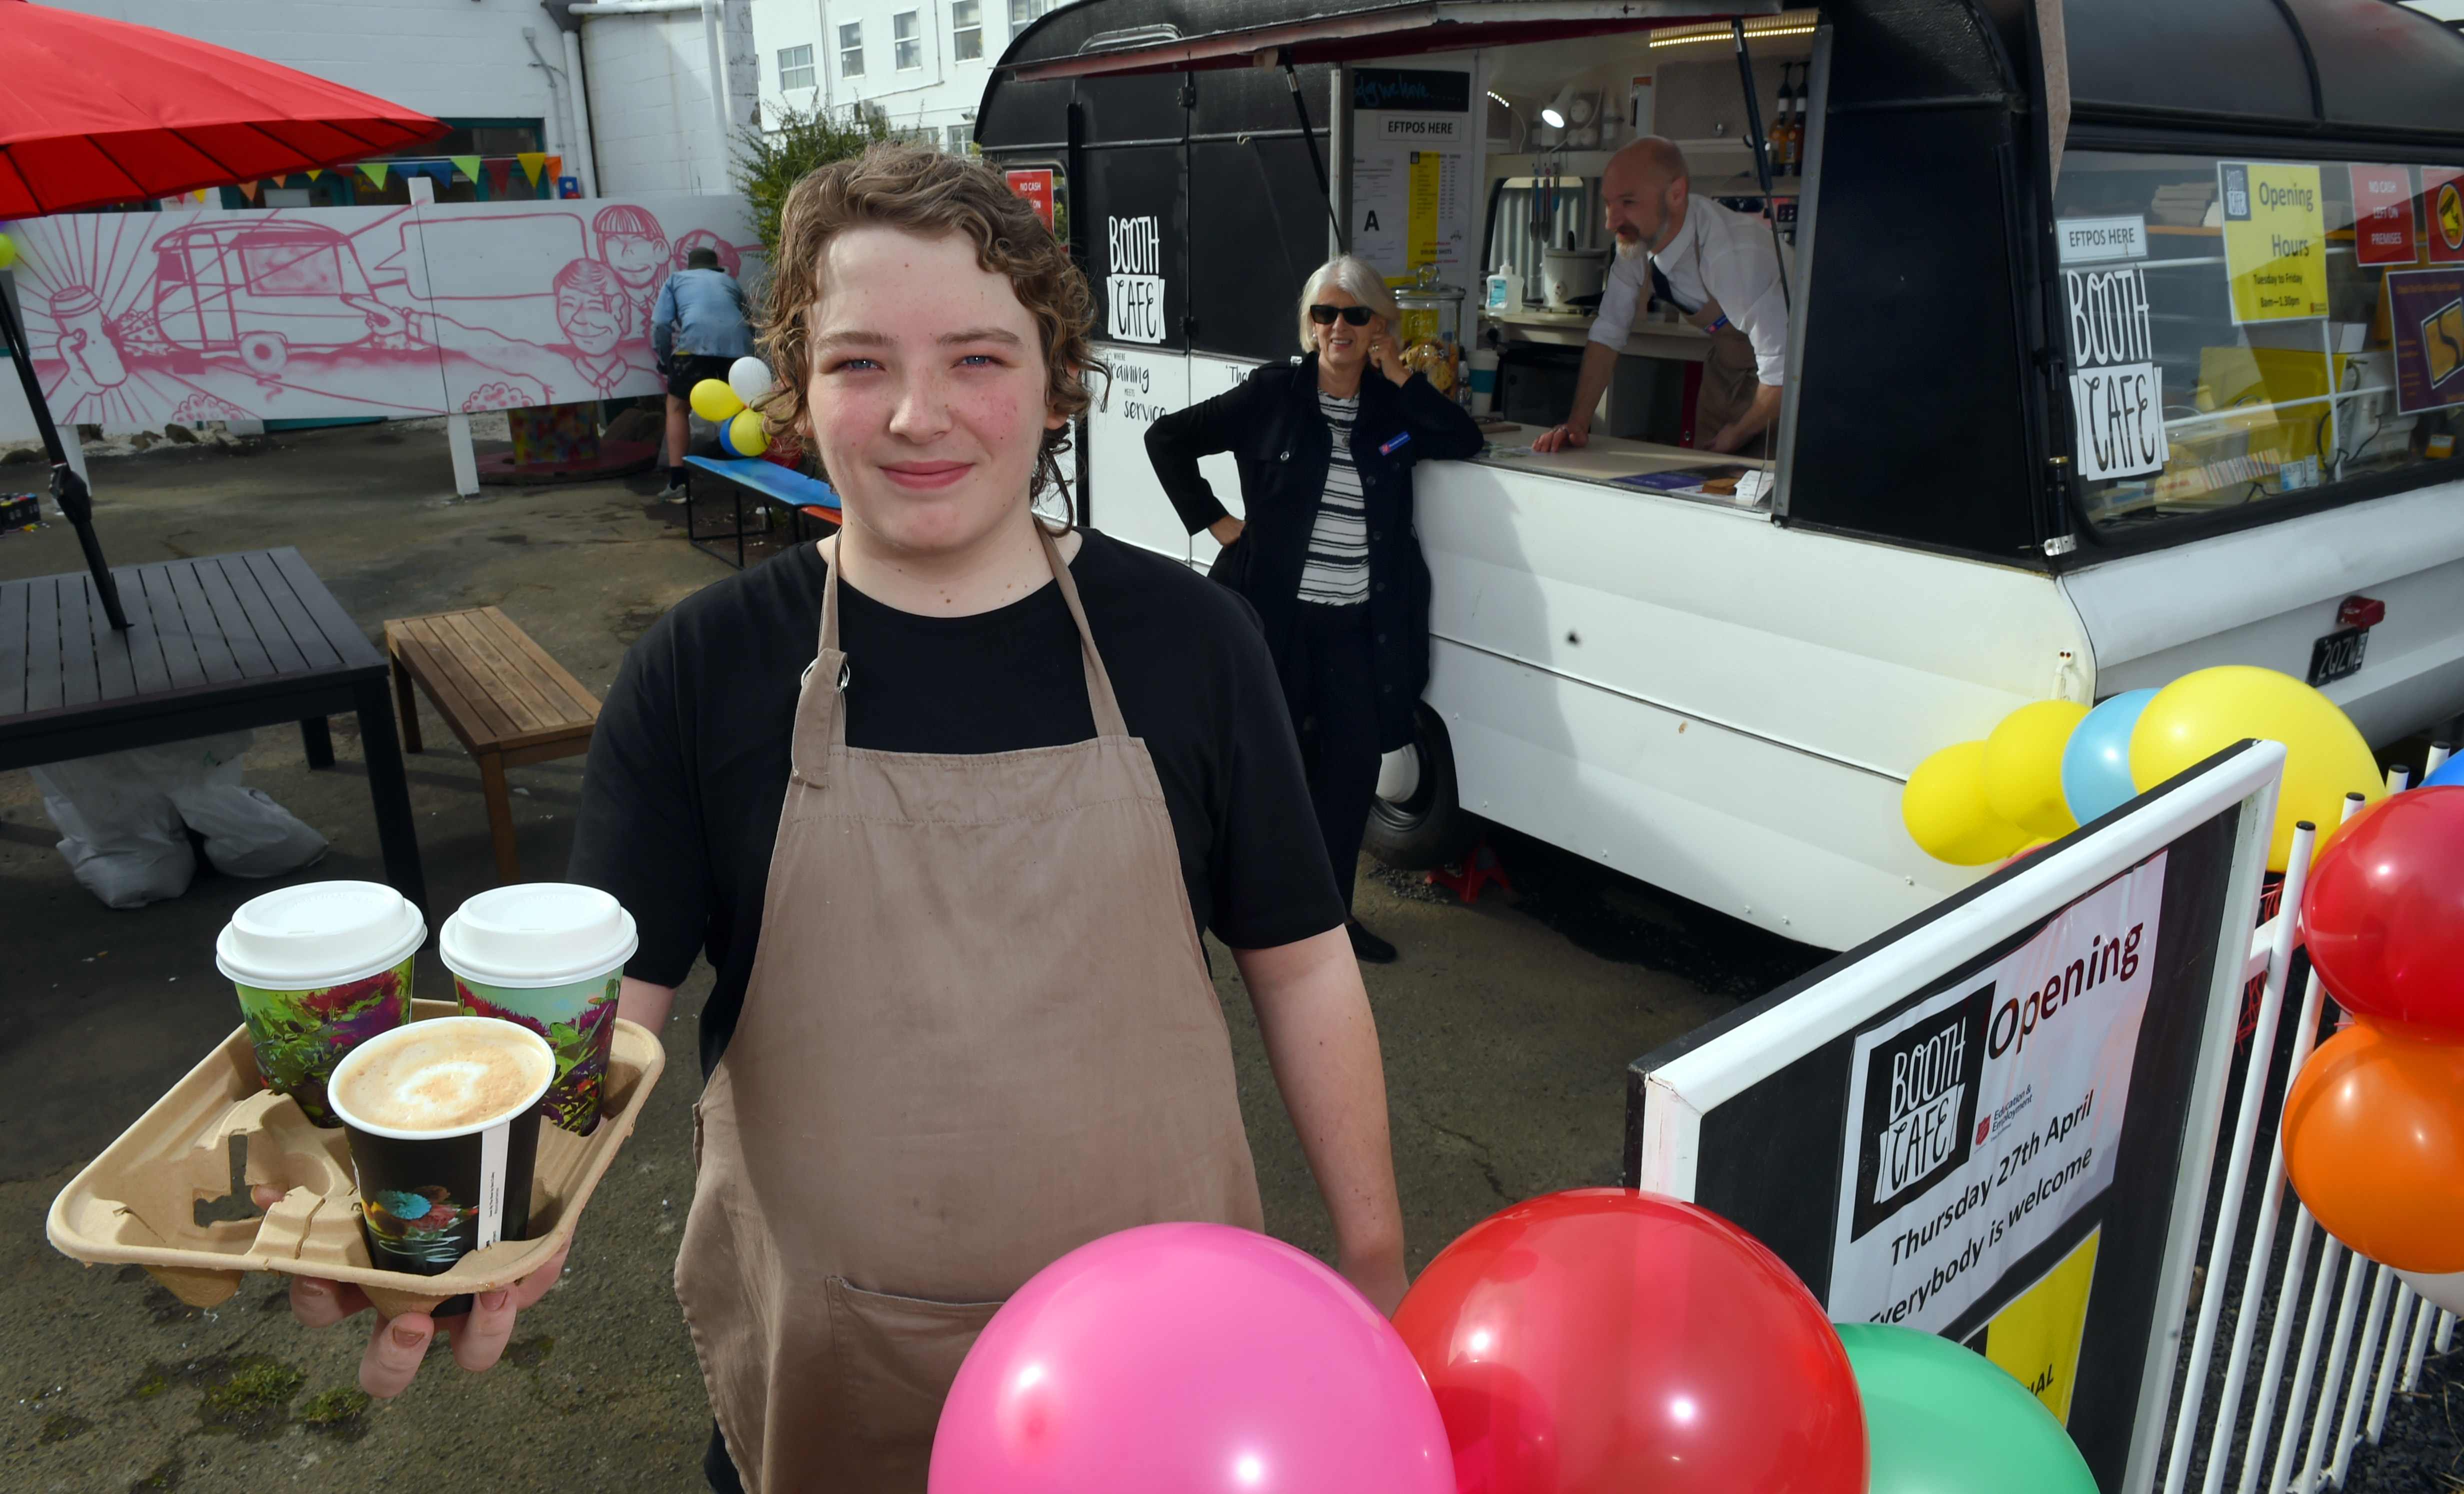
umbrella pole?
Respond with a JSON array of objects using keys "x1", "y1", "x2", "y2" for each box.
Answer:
[{"x1": 0, "y1": 270, "x2": 129, "y2": 630}]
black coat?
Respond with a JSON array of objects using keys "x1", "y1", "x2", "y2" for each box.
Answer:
[{"x1": 1144, "y1": 354, "x2": 1486, "y2": 752}]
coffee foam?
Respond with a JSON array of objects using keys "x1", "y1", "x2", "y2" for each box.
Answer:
[{"x1": 336, "y1": 1026, "x2": 550, "y2": 1133}]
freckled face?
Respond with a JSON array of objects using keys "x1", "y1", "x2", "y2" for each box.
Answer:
[
  {"x1": 804, "y1": 226, "x2": 1064, "y2": 558},
  {"x1": 556, "y1": 286, "x2": 623, "y2": 356}
]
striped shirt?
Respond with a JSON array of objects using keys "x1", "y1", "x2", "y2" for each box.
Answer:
[{"x1": 1297, "y1": 392, "x2": 1370, "y2": 606}]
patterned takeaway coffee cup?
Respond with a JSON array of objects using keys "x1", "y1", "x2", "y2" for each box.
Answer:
[
  {"x1": 215, "y1": 881, "x2": 425, "y2": 1128},
  {"x1": 326, "y1": 1016, "x2": 555, "y2": 1288},
  {"x1": 440, "y1": 884, "x2": 638, "y2": 1136}
]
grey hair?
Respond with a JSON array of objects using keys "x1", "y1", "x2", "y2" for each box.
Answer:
[{"x1": 1296, "y1": 256, "x2": 1403, "y2": 354}]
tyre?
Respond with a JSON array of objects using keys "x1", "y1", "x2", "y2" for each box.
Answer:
[
  {"x1": 238, "y1": 332, "x2": 288, "y2": 376},
  {"x1": 1364, "y1": 704, "x2": 1488, "y2": 872}
]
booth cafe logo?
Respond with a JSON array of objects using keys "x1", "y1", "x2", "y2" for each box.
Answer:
[
  {"x1": 1863, "y1": 992, "x2": 1991, "y2": 1218},
  {"x1": 1106, "y1": 216, "x2": 1167, "y2": 345}
]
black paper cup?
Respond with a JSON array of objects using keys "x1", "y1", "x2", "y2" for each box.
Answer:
[{"x1": 326, "y1": 1017, "x2": 556, "y2": 1312}]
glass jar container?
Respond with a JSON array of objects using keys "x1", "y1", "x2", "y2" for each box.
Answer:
[{"x1": 1394, "y1": 262, "x2": 1469, "y2": 406}]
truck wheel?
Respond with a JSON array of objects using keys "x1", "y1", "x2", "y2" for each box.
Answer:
[
  {"x1": 238, "y1": 332, "x2": 288, "y2": 376},
  {"x1": 1364, "y1": 704, "x2": 1487, "y2": 872}
]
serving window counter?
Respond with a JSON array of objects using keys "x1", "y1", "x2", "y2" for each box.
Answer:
[{"x1": 977, "y1": 0, "x2": 2464, "y2": 981}]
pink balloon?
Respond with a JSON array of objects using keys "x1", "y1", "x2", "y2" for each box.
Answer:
[{"x1": 930, "y1": 1223, "x2": 1452, "y2": 1494}]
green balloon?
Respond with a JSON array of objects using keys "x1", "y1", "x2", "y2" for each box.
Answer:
[{"x1": 1836, "y1": 1323, "x2": 2098, "y2": 1494}]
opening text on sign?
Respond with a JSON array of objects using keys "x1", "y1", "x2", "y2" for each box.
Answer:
[{"x1": 1106, "y1": 214, "x2": 1166, "y2": 344}]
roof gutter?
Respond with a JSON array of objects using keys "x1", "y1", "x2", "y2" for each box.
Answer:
[{"x1": 1002, "y1": 0, "x2": 1758, "y2": 82}]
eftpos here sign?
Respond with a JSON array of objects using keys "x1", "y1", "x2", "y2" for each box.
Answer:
[
  {"x1": 1828, "y1": 854, "x2": 2164, "y2": 1333},
  {"x1": 1106, "y1": 214, "x2": 1167, "y2": 344},
  {"x1": 2058, "y1": 216, "x2": 2168, "y2": 482}
]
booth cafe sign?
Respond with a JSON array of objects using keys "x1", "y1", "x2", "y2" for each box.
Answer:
[
  {"x1": 1107, "y1": 215, "x2": 1168, "y2": 344},
  {"x1": 2058, "y1": 216, "x2": 2170, "y2": 483}
]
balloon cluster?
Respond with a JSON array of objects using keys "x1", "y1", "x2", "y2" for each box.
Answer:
[
  {"x1": 1904, "y1": 666, "x2": 2384, "y2": 872},
  {"x1": 2281, "y1": 779, "x2": 2464, "y2": 1314},
  {"x1": 692, "y1": 356, "x2": 777, "y2": 458},
  {"x1": 932, "y1": 1191, "x2": 2097, "y2": 1493}
]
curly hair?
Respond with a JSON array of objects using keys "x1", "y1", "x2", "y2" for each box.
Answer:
[{"x1": 757, "y1": 142, "x2": 1097, "y2": 504}]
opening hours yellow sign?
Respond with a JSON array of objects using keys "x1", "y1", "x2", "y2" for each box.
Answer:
[{"x1": 2220, "y1": 162, "x2": 2330, "y2": 324}]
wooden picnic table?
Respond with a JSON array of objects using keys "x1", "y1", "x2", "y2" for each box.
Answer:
[{"x1": 0, "y1": 546, "x2": 427, "y2": 912}]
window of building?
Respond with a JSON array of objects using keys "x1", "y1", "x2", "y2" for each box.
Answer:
[
  {"x1": 894, "y1": 11, "x2": 922, "y2": 70},
  {"x1": 1009, "y1": 0, "x2": 1049, "y2": 28},
  {"x1": 778, "y1": 44, "x2": 815, "y2": 92},
  {"x1": 838, "y1": 22, "x2": 864, "y2": 78},
  {"x1": 952, "y1": 0, "x2": 982, "y2": 61},
  {"x1": 2054, "y1": 151, "x2": 2462, "y2": 538},
  {"x1": 946, "y1": 123, "x2": 972, "y2": 154}
]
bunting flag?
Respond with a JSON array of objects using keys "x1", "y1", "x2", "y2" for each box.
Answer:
[
  {"x1": 360, "y1": 160, "x2": 390, "y2": 190},
  {"x1": 450, "y1": 155, "x2": 482, "y2": 182},
  {"x1": 236, "y1": 180, "x2": 260, "y2": 202},
  {"x1": 485, "y1": 158, "x2": 513, "y2": 196},
  {"x1": 516, "y1": 152, "x2": 548, "y2": 186},
  {"x1": 545, "y1": 155, "x2": 563, "y2": 184},
  {"x1": 306, "y1": 168, "x2": 323, "y2": 182}
]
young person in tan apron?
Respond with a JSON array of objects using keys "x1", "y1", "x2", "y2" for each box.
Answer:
[{"x1": 274, "y1": 144, "x2": 1410, "y2": 1494}]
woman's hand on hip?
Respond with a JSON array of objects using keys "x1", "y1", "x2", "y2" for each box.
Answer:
[{"x1": 1208, "y1": 514, "x2": 1246, "y2": 547}]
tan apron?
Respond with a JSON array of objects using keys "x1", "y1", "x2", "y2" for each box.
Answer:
[{"x1": 674, "y1": 528, "x2": 1264, "y2": 1494}]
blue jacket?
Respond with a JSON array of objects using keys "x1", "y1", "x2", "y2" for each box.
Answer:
[{"x1": 651, "y1": 268, "x2": 753, "y2": 363}]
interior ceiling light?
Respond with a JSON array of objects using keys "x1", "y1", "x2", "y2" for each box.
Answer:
[
  {"x1": 1540, "y1": 106, "x2": 1566, "y2": 127},
  {"x1": 1649, "y1": 9, "x2": 1820, "y2": 46},
  {"x1": 1487, "y1": 90, "x2": 1510, "y2": 107}
]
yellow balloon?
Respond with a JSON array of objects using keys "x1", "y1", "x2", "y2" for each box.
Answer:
[
  {"x1": 0, "y1": 232, "x2": 16, "y2": 270},
  {"x1": 726, "y1": 408, "x2": 770, "y2": 456},
  {"x1": 1904, "y1": 741, "x2": 2034, "y2": 866},
  {"x1": 2129, "y1": 666, "x2": 2384, "y2": 870},
  {"x1": 1982, "y1": 699, "x2": 2088, "y2": 838},
  {"x1": 690, "y1": 378, "x2": 745, "y2": 422}
]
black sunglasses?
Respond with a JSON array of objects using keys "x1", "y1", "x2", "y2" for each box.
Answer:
[{"x1": 1308, "y1": 304, "x2": 1376, "y2": 326}]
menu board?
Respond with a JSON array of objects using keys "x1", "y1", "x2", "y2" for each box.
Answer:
[
  {"x1": 2218, "y1": 162, "x2": 2329, "y2": 324},
  {"x1": 1350, "y1": 68, "x2": 1474, "y2": 281}
]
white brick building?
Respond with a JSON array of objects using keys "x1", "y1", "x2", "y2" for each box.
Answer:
[{"x1": 749, "y1": 0, "x2": 1058, "y2": 152}]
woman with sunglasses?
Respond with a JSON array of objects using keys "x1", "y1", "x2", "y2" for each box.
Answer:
[{"x1": 1147, "y1": 256, "x2": 1484, "y2": 962}]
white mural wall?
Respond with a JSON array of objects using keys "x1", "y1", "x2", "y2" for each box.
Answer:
[{"x1": 1, "y1": 194, "x2": 762, "y2": 436}]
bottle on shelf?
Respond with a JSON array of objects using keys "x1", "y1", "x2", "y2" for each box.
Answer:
[{"x1": 1777, "y1": 66, "x2": 1802, "y2": 177}]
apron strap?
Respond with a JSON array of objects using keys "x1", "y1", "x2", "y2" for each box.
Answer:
[
  {"x1": 793, "y1": 526, "x2": 1128, "y2": 786},
  {"x1": 1036, "y1": 524, "x2": 1130, "y2": 740}
]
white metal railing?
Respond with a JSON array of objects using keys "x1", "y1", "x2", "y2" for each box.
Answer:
[{"x1": 2154, "y1": 762, "x2": 2458, "y2": 1494}]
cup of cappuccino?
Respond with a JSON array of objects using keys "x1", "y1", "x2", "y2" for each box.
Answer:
[
  {"x1": 326, "y1": 1016, "x2": 556, "y2": 1280},
  {"x1": 440, "y1": 884, "x2": 638, "y2": 1136},
  {"x1": 216, "y1": 881, "x2": 425, "y2": 1127}
]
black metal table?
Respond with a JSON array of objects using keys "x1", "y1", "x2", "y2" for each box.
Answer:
[{"x1": 0, "y1": 546, "x2": 427, "y2": 912}]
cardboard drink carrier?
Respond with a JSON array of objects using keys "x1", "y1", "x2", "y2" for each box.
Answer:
[{"x1": 48, "y1": 1000, "x2": 664, "y2": 1318}]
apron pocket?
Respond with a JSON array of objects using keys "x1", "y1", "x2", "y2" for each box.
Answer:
[{"x1": 825, "y1": 1277, "x2": 1004, "y2": 1466}]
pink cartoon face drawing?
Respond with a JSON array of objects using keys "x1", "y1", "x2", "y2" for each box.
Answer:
[
  {"x1": 592, "y1": 204, "x2": 670, "y2": 297},
  {"x1": 553, "y1": 260, "x2": 628, "y2": 357}
]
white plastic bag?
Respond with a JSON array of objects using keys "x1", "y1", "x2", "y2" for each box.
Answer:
[{"x1": 30, "y1": 730, "x2": 330, "y2": 908}]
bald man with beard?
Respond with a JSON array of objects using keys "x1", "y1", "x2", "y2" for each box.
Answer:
[{"x1": 1532, "y1": 136, "x2": 1792, "y2": 458}]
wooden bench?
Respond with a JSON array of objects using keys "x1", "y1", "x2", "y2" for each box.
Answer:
[{"x1": 384, "y1": 607, "x2": 598, "y2": 884}]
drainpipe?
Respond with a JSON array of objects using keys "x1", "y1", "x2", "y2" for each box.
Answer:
[{"x1": 561, "y1": 28, "x2": 600, "y2": 195}]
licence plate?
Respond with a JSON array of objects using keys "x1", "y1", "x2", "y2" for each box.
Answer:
[{"x1": 2308, "y1": 626, "x2": 2368, "y2": 687}]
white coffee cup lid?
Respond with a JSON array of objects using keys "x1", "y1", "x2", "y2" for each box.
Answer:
[
  {"x1": 440, "y1": 883, "x2": 638, "y2": 988},
  {"x1": 216, "y1": 880, "x2": 427, "y2": 988}
]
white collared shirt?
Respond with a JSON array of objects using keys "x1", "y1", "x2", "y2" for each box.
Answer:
[{"x1": 1588, "y1": 196, "x2": 1792, "y2": 386}]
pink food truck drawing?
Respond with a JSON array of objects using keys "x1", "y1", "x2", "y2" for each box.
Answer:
[{"x1": 139, "y1": 220, "x2": 414, "y2": 375}]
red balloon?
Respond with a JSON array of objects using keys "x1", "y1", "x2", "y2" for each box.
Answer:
[
  {"x1": 2302, "y1": 786, "x2": 2464, "y2": 1042},
  {"x1": 1393, "y1": 1188, "x2": 1866, "y2": 1494}
]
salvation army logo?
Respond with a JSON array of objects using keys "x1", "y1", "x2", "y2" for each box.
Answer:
[{"x1": 1848, "y1": 984, "x2": 1994, "y2": 1242}]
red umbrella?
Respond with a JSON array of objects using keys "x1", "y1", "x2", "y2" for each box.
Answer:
[
  {"x1": 0, "y1": 0, "x2": 442, "y2": 216},
  {"x1": 0, "y1": 0, "x2": 442, "y2": 626}
]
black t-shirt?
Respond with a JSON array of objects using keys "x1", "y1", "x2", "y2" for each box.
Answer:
[{"x1": 568, "y1": 530, "x2": 1346, "y2": 1078}]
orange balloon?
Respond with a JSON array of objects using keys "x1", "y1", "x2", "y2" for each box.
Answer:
[{"x1": 2282, "y1": 1022, "x2": 2464, "y2": 1272}]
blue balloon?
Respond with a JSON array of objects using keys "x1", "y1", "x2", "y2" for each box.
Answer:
[
  {"x1": 2062, "y1": 688, "x2": 2160, "y2": 825},
  {"x1": 714, "y1": 418, "x2": 742, "y2": 458},
  {"x1": 2424, "y1": 756, "x2": 2464, "y2": 790}
]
